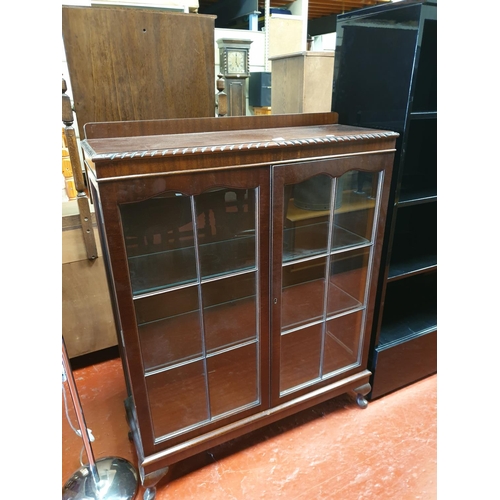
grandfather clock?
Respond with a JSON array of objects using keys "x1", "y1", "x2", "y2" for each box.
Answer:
[{"x1": 217, "y1": 38, "x2": 252, "y2": 116}]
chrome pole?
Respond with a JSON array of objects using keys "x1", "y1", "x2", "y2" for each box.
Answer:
[
  {"x1": 62, "y1": 336, "x2": 139, "y2": 499},
  {"x1": 62, "y1": 336, "x2": 101, "y2": 487}
]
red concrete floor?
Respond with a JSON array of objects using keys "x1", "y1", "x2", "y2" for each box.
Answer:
[{"x1": 62, "y1": 356, "x2": 437, "y2": 500}]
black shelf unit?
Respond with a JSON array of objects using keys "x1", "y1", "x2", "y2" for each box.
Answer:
[{"x1": 332, "y1": 0, "x2": 437, "y2": 399}]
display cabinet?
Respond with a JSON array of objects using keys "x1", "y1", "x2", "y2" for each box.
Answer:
[
  {"x1": 82, "y1": 112, "x2": 398, "y2": 498},
  {"x1": 332, "y1": 0, "x2": 437, "y2": 399}
]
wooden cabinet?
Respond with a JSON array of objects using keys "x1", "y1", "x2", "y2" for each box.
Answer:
[
  {"x1": 270, "y1": 51, "x2": 335, "y2": 114},
  {"x1": 332, "y1": 0, "x2": 437, "y2": 399},
  {"x1": 62, "y1": 215, "x2": 117, "y2": 358},
  {"x1": 82, "y1": 112, "x2": 397, "y2": 498}
]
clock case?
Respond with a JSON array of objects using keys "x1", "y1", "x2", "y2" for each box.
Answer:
[{"x1": 217, "y1": 38, "x2": 252, "y2": 78}]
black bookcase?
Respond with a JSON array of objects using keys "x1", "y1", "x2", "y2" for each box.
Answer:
[{"x1": 331, "y1": 0, "x2": 437, "y2": 399}]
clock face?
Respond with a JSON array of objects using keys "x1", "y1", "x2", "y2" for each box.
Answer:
[{"x1": 227, "y1": 50, "x2": 246, "y2": 75}]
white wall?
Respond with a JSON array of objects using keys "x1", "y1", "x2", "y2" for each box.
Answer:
[{"x1": 311, "y1": 32, "x2": 336, "y2": 52}]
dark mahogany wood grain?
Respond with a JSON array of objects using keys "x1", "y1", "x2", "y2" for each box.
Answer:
[
  {"x1": 86, "y1": 113, "x2": 398, "y2": 488},
  {"x1": 84, "y1": 112, "x2": 339, "y2": 140},
  {"x1": 82, "y1": 113, "x2": 397, "y2": 181}
]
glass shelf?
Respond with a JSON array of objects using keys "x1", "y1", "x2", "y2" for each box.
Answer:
[
  {"x1": 331, "y1": 225, "x2": 371, "y2": 253},
  {"x1": 128, "y1": 247, "x2": 198, "y2": 296},
  {"x1": 283, "y1": 221, "x2": 328, "y2": 263},
  {"x1": 121, "y1": 188, "x2": 256, "y2": 296},
  {"x1": 281, "y1": 247, "x2": 369, "y2": 333},
  {"x1": 281, "y1": 280, "x2": 364, "y2": 334},
  {"x1": 127, "y1": 228, "x2": 256, "y2": 296},
  {"x1": 202, "y1": 271, "x2": 257, "y2": 354},
  {"x1": 135, "y1": 269, "x2": 258, "y2": 374},
  {"x1": 282, "y1": 223, "x2": 371, "y2": 264}
]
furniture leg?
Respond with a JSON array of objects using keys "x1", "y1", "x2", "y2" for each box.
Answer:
[
  {"x1": 142, "y1": 467, "x2": 169, "y2": 500},
  {"x1": 353, "y1": 382, "x2": 371, "y2": 409}
]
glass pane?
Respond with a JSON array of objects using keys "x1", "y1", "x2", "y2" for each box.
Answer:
[
  {"x1": 280, "y1": 324, "x2": 322, "y2": 393},
  {"x1": 322, "y1": 310, "x2": 364, "y2": 376},
  {"x1": 283, "y1": 176, "x2": 332, "y2": 262},
  {"x1": 196, "y1": 189, "x2": 256, "y2": 279},
  {"x1": 332, "y1": 171, "x2": 378, "y2": 251},
  {"x1": 327, "y1": 248, "x2": 370, "y2": 317},
  {"x1": 134, "y1": 286, "x2": 203, "y2": 371},
  {"x1": 203, "y1": 272, "x2": 257, "y2": 353},
  {"x1": 207, "y1": 343, "x2": 259, "y2": 418},
  {"x1": 281, "y1": 258, "x2": 326, "y2": 331},
  {"x1": 120, "y1": 192, "x2": 197, "y2": 295},
  {"x1": 146, "y1": 360, "x2": 209, "y2": 439}
]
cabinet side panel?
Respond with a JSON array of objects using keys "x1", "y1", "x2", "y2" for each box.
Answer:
[{"x1": 332, "y1": 4, "x2": 421, "y2": 132}]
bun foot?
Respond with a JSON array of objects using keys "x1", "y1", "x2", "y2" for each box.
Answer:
[
  {"x1": 356, "y1": 393, "x2": 368, "y2": 409},
  {"x1": 353, "y1": 382, "x2": 371, "y2": 409}
]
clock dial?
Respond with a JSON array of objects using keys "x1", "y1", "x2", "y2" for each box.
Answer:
[{"x1": 227, "y1": 50, "x2": 246, "y2": 75}]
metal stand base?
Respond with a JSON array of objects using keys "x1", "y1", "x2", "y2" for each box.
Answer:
[{"x1": 63, "y1": 456, "x2": 138, "y2": 500}]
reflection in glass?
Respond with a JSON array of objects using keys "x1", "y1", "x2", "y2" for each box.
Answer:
[
  {"x1": 281, "y1": 258, "x2": 326, "y2": 331},
  {"x1": 120, "y1": 192, "x2": 197, "y2": 295},
  {"x1": 332, "y1": 171, "x2": 378, "y2": 251},
  {"x1": 146, "y1": 360, "x2": 209, "y2": 439},
  {"x1": 327, "y1": 248, "x2": 370, "y2": 317},
  {"x1": 280, "y1": 324, "x2": 322, "y2": 392},
  {"x1": 279, "y1": 170, "x2": 377, "y2": 396},
  {"x1": 283, "y1": 176, "x2": 332, "y2": 262},
  {"x1": 203, "y1": 272, "x2": 257, "y2": 353},
  {"x1": 135, "y1": 286, "x2": 202, "y2": 371},
  {"x1": 196, "y1": 189, "x2": 256, "y2": 279},
  {"x1": 124, "y1": 186, "x2": 262, "y2": 435},
  {"x1": 207, "y1": 343, "x2": 259, "y2": 417},
  {"x1": 322, "y1": 310, "x2": 364, "y2": 376}
]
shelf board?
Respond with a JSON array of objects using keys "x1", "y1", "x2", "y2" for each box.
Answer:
[
  {"x1": 397, "y1": 188, "x2": 437, "y2": 206},
  {"x1": 387, "y1": 255, "x2": 437, "y2": 281},
  {"x1": 409, "y1": 111, "x2": 437, "y2": 120},
  {"x1": 283, "y1": 224, "x2": 370, "y2": 264},
  {"x1": 378, "y1": 307, "x2": 436, "y2": 349}
]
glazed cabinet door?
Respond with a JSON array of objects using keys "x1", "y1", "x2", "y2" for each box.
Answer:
[
  {"x1": 271, "y1": 153, "x2": 392, "y2": 404},
  {"x1": 97, "y1": 167, "x2": 270, "y2": 455}
]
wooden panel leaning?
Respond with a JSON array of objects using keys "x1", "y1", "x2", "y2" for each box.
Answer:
[{"x1": 61, "y1": 5, "x2": 217, "y2": 139}]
